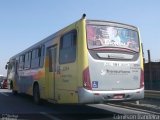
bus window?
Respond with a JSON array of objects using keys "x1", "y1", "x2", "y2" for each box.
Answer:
[
  {"x1": 48, "y1": 48, "x2": 53, "y2": 72},
  {"x1": 19, "y1": 55, "x2": 25, "y2": 70},
  {"x1": 24, "y1": 52, "x2": 31, "y2": 69},
  {"x1": 87, "y1": 25, "x2": 139, "y2": 52},
  {"x1": 59, "y1": 30, "x2": 77, "y2": 64},
  {"x1": 40, "y1": 45, "x2": 45, "y2": 67},
  {"x1": 31, "y1": 48, "x2": 40, "y2": 68}
]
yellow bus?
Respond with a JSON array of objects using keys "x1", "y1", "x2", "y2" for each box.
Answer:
[{"x1": 6, "y1": 14, "x2": 144, "y2": 104}]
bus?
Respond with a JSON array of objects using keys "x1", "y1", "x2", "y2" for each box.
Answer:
[{"x1": 6, "y1": 14, "x2": 144, "y2": 104}]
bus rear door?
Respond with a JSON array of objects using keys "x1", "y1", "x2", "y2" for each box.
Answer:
[{"x1": 47, "y1": 46, "x2": 57, "y2": 100}]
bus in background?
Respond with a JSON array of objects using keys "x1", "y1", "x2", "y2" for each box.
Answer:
[
  {"x1": 6, "y1": 14, "x2": 144, "y2": 104},
  {"x1": 0, "y1": 75, "x2": 8, "y2": 89}
]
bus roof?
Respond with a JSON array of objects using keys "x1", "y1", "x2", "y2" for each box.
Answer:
[{"x1": 86, "y1": 20, "x2": 138, "y2": 31}]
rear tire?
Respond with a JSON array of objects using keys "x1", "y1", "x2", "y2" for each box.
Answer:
[{"x1": 33, "y1": 84, "x2": 41, "y2": 104}]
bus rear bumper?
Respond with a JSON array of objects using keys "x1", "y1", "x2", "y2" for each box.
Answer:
[{"x1": 78, "y1": 87, "x2": 144, "y2": 104}]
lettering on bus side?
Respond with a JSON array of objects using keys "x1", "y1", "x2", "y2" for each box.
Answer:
[
  {"x1": 106, "y1": 69, "x2": 130, "y2": 74},
  {"x1": 130, "y1": 64, "x2": 141, "y2": 73},
  {"x1": 101, "y1": 62, "x2": 131, "y2": 76},
  {"x1": 61, "y1": 74, "x2": 72, "y2": 78},
  {"x1": 62, "y1": 66, "x2": 69, "y2": 71},
  {"x1": 61, "y1": 74, "x2": 72, "y2": 83},
  {"x1": 103, "y1": 62, "x2": 130, "y2": 67},
  {"x1": 62, "y1": 79, "x2": 69, "y2": 83},
  {"x1": 101, "y1": 69, "x2": 131, "y2": 76},
  {"x1": 56, "y1": 66, "x2": 70, "y2": 74}
]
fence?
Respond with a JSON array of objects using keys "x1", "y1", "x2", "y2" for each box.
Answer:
[{"x1": 144, "y1": 62, "x2": 160, "y2": 90}]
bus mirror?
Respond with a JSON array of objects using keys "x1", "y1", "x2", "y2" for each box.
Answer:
[{"x1": 5, "y1": 65, "x2": 8, "y2": 70}]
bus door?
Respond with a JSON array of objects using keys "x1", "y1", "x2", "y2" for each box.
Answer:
[{"x1": 47, "y1": 46, "x2": 57, "y2": 100}]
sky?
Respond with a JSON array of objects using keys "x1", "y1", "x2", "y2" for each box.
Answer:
[{"x1": 0, "y1": 0, "x2": 160, "y2": 76}]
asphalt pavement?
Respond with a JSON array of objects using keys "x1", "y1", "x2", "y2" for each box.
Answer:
[{"x1": 0, "y1": 89, "x2": 115, "y2": 120}]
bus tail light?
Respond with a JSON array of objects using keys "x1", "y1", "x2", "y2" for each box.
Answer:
[
  {"x1": 140, "y1": 69, "x2": 144, "y2": 88},
  {"x1": 83, "y1": 67, "x2": 92, "y2": 90}
]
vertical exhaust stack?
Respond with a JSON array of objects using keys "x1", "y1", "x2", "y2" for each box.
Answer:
[
  {"x1": 82, "y1": 13, "x2": 86, "y2": 19},
  {"x1": 147, "y1": 50, "x2": 151, "y2": 63},
  {"x1": 147, "y1": 49, "x2": 152, "y2": 89}
]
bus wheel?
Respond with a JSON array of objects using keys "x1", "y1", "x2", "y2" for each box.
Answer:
[{"x1": 33, "y1": 84, "x2": 41, "y2": 104}]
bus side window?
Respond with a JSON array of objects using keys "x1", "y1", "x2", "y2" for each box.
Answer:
[
  {"x1": 24, "y1": 53, "x2": 28, "y2": 69},
  {"x1": 15, "y1": 58, "x2": 19, "y2": 74},
  {"x1": 40, "y1": 45, "x2": 45, "y2": 67},
  {"x1": 7, "y1": 62, "x2": 12, "y2": 73},
  {"x1": 48, "y1": 48, "x2": 53, "y2": 72},
  {"x1": 11, "y1": 61, "x2": 15, "y2": 72},
  {"x1": 19, "y1": 55, "x2": 25, "y2": 70},
  {"x1": 31, "y1": 48, "x2": 39, "y2": 68},
  {"x1": 59, "y1": 30, "x2": 77, "y2": 64},
  {"x1": 24, "y1": 52, "x2": 31, "y2": 69}
]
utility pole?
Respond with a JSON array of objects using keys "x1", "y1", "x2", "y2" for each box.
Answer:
[{"x1": 147, "y1": 50, "x2": 152, "y2": 90}]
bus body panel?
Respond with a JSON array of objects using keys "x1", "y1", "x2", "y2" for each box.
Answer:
[
  {"x1": 77, "y1": 19, "x2": 144, "y2": 103},
  {"x1": 48, "y1": 22, "x2": 79, "y2": 103},
  {"x1": 76, "y1": 18, "x2": 89, "y2": 89},
  {"x1": 88, "y1": 52, "x2": 141, "y2": 91},
  {"x1": 78, "y1": 87, "x2": 144, "y2": 103}
]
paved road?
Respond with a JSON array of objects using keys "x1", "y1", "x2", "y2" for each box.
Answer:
[
  {"x1": 0, "y1": 89, "x2": 115, "y2": 120},
  {"x1": 1, "y1": 89, "x2": 156, "y2": 120}
]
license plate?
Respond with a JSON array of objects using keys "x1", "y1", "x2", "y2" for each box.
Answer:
[{"x1": 113, "y1": 94, "x2": 124, "y2": 99}]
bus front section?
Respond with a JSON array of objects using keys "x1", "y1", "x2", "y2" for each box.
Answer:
[{"x1": 78, "y1": 20, "x2": 144, "y2": 103}]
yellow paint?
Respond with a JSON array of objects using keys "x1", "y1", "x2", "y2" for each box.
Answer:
[{"x1": 138, "y1": 29, "x2": 144, "y2": 70}]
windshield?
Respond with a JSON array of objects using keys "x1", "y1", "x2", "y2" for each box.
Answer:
[{"x1": 87, "y1": 25, "x2": 139, "y2": 52}]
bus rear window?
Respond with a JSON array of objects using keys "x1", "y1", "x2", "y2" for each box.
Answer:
[{"x1": 86, "y1": 25, "x2": 139, "y2": 52}]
